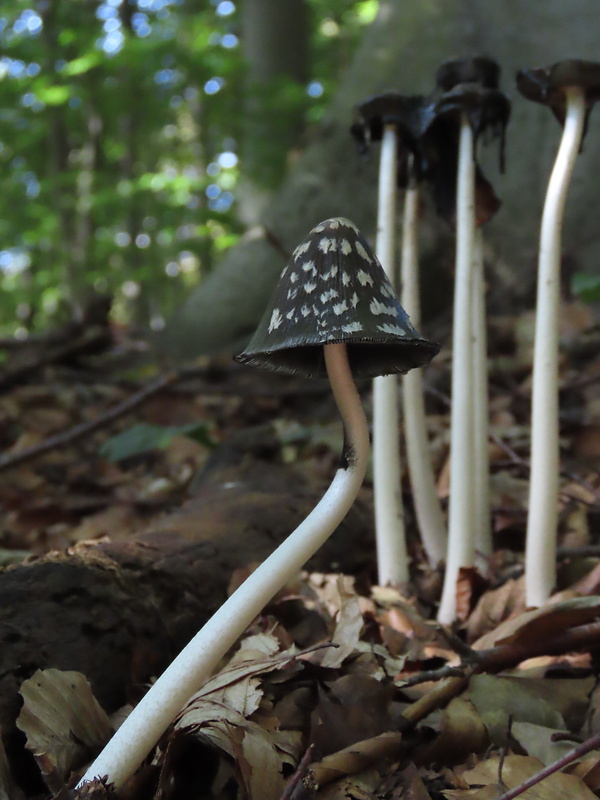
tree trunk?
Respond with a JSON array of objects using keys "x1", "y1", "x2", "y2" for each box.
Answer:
[{"x1": 238, "y1": 0, "x2": 310, "y2": 222}]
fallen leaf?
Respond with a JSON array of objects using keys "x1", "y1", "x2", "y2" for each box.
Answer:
[
  {"x1": 473, "y1": 596, "x2": 600, "y2": 651},
  {"x1": 321, "y1": 576, "x2": 364, "y2": 668},
  {"x1": 511, "y1": 721, "x2": 577, "y2": 765},
  {"x1": 417, "y1": 698, "x2": 489, "y2": 766},
  {"x1": 444, "y1": 754, "x2": 598, "y2": 800},
  {"x1": 17, "y1": 669, "x2": 112, "y2": 780},
  {"x1": 467, "y1": 675, "x2": 564, "y2": 747}
]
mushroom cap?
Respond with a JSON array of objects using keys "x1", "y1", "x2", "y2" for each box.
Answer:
[
  {"x1": 516, "y1": 59, "x2": 600, "y2": 128},
  {"x1": 436, "y1": 56, "x2": 501, "y2": 91},
  {"x1": 350, "y1": 92, "x2": 426, "y2": 153},
  {"x1": 350, "y1": 93, "x2": 430, "y2": 186},
  {"x1": 235, "y1": 218, "x2": 439, "y2": 380},
  {"x1": 428, "y1": 84, "x2": 511, "y2": 143}
]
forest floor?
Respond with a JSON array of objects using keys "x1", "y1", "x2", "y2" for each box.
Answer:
[{"x1": 1, "y1": 298, "x2": 600, "y2": 800}]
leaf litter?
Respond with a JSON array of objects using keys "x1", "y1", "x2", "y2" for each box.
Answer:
[{"x1": 0, "y1": 301, "x2": 599, "y2": 799}]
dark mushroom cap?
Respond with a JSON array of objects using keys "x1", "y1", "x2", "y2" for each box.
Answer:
[
  {"x1": 350, "y1": 92, "x2": 425, "y2": 154},
  {"x1": 428, "y1": 84, "x2": 510, "y2": 147},
  {"x1": 516, "y1": 59, "x2": 600, "y2": 131},
  {"x1": 235, "y1": 218, "x2": 439, "y2": 380},
  {"x1": 436, "y1": 56, "x2": 501, "y2": 92},
  {"x1": 350, "y1": 93, "x2": 429, "y2": 187}
]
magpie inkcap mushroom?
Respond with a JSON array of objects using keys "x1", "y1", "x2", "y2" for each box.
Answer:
[
  {"x1": 236, "y1": 218, "x2": 439, "y2": 380},
  {"x1": 350, "y1": 93, "x2": 428, "y2": 185},
  {"x1": 420, "y1": 58, "x2": 510, "y2": 226},
  {"x1": 516, "y1": 59, "x2": 600, "y2": 137},
  {"x1": 436, "y1": 55, "x2": 501, "y2": 92}
]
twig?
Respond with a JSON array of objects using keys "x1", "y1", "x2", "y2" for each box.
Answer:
[
  {"x1": 0, "y1": 370, "x2": 183, "y2": 473},
  {"x1": 400, "y1": 665, "x2": 466, "y2": 687},
  {"x1": 398, "y1": 620, "x2": 600, "y2": 730},
  {"x1": 496, "y1": 717, "x2": 511, "y2": 793},
  {"x1": 494, "y1": 730, "x2": 600, "y2": 800},
  {"x1": 490, "y1": 431, "x2": 600, "y2": 502},
  {"x1": 279, "y1": 745, "x2": 315, "y2": 800},
  {"x1": 558, "y1": 545, "x2": 600, "y2": 558},
  {"x1": 0, "y1": 329, "x2": 108, "y2": 393}
]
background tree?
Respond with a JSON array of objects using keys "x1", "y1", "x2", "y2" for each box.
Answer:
[{"x1": 160, "y1": 0, "x2": 600, "y2": 360}]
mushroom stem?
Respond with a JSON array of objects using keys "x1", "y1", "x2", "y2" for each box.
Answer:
[
  {"x1": 438, "y1": 112, "x2": 476, "y2": 624},
  {"x1": 471, "y1": 227, "x2": 492, "y2": 565},
  {"x1": 78, "y1": 342, "x2": 369, "y2": 791},
  {"x1": 401, "y1": 165, "x2": 447, "y2": 567},
  {"x1": 373, "y1": 123, "x2": 408, "y2": 585},
  {"x1": 525, "y1": 85, "x2": 586, "y2": 607}
]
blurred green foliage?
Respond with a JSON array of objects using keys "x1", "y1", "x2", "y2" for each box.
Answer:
[{"x1": 0, "y1": 0, "x2": 378, "y2": 337}]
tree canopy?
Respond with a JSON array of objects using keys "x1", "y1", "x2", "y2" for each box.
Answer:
[{"x1": 0, "y1": 0, "x2": 377, "y2": 336}]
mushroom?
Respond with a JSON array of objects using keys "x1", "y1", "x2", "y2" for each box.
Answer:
[
  {"x1": 77, "y1": 218, "x2": 439, "y2": 791},
  {"x1": 422, "y1": 57, "x2": 509, "y2": 624},
  {"x1": 400, "y1": 151, "x2": 448, "y2": 568},
  {"x1": 517, "y1": 60, "x2": 600, "y2": 607},
  {"x1": 352, "y1": 93, "x2": 434, "y2": 583}
]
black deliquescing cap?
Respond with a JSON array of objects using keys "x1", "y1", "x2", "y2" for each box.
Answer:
[
  {"x1": 516, "y1": 59, "x2": 600, "y2": 136},
  {"x1": 436, "y1": 56, "x2": 501, "y2": 92},
  {"x1": 236, "y1": 218, "x2": 439, "y2": 380}
]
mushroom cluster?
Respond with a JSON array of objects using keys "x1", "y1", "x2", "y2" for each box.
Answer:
[
  {"x1": 352, "y1": 57, "x2": 510, "y2": 623},
  {"x1": 78, "y1": 54, "x2": 600, "y2": 796}
]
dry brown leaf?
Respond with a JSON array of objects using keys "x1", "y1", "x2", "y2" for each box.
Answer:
[
  {"x1": 444, "y1": 754, "x2": 598, "y2": 800},
  {"x1": 175, "y1": 699, "x2": 301, "y2": 800},
  {"x1": 16, "y1": 668, "x2": 111, "y2": 780},
  {"x1": 569, "y1": 754, "x2": 600, "y2": 792},
  {"x1": 311, "y1": 675, "x2": 394, "y2": 756},
  {"x1": 466, "y1": 675, "x2": 565, "y2": 747},
  {"x1": 417, "y1": 698, "x2": 489, "y2": 766},
  {"x1": 389, "y1": 762, "x2": 434, "y2": 800},
  {"x1": 310, "y1": 731, "x2": 404, "y2": 787},
  {"x1": 511, "y1": 722, "x2": 578, "y2": 765},
  {"x1": 232, "y1": 721, "x2": 294, "y2": 800},
  {"x1": 466, "y1": 577, "x2": 526, "y2": 642},
  {"x1": 317, "y1": 768, "x2": 382, "y2": 800},
  {"x1": 504, "y1": 675, "x2": 594, "y2": 731},
  {"x1": 321, "y1": 576, "x2": 363, "y2": 668},
  {"x1": 571, "y1": 425, "x2": 600, "y2": 460},
  {"x1": 473, "y1": 596, "x2": 600, "y2": 651},
  {"x1": 190, "y1": 635, "x2": 303, "y2": 707}
]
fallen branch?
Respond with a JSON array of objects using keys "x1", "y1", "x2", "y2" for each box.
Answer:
[{"x1": 0, "y1": 370, "x2": 181, "y2": 474}]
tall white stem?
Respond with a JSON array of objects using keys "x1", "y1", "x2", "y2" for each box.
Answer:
[
  {"x1": 471, "y1": 227, "x2": 492, "y2": 566},
  {"x1": 525, "y1": 87, "x2": 586, "y2": 607},
  {"x1": 373, "y1": 124, "x2": 408, "y2": 585},
  {"x1": 438, "y1": 114, "x2": 476, "y2": 624},
  {"x1": 401, "y1": 176, "x2": 447, "y2": 567},
  {"x1": 78, "y1": 343, "x2": 369, "y2": 790}
]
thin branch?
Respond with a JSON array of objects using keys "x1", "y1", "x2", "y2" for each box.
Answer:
[
  {"x1": 494, "y1": 730, "x2": 600, "y2": 800},
  {"x1": 0, "y1": 370, "x2": 182, "y2": 473},
  {"x1": 280, "y1": 745, "x2": 315, "y2": 800}
]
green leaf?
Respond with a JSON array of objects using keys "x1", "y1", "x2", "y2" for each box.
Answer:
[
  {"x1": 61, "y1": 52, "x2": 103, "y2": 77},
  {"x1": 34, "y1": 85, "x2": 71, "y2": 106},
  {"x1": 572, "y1": 271, "x2": 600, "y2": 303},
  {"x1": 99, "y1": 422, "x2": 214, "y2": 462}
]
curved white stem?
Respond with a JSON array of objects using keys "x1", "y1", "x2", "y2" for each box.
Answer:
[
  {"x1": 438, "y1": 113, "x2": 476, "y2": 624},
  {"x1": 471, "y1": 227, "x2": 492, "y2": 566},
  {"x1": 373, "y1": 124, "x2": 408, "y2": 585},
  {"x1": 401, "y1": 176, "x2": 447, "y2": 567},
  {"x1": 525, "y1": 87, "x2": 586, "y2": 608},
  {"x1": 78, "y1": 342, "x2": 369, "y2": 790}
]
